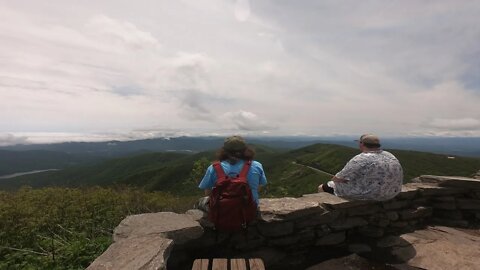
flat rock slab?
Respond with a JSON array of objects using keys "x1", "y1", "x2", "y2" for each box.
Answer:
[
  {"x1": 404, "y1": 183, "x2": 465, "y2": 196},
  {"x1": 308, "y1": 226, "x2": 480, "y2": 270},
  {"x1": 87, "y1": 235, "x2": 172, "y2": 270},
  {"x1": 394, "y1": 226, "x2": 480, "y2": 270},
  {"x1": 305, "y1": 254, "x2": 417, "y2": 270},
  {"x1": 395, "y1": 185, "x2": 418, "y2": 200},
  {"x1": 258, "y1": 197, "x2": 323, "y2": 222},
  {"x1": 301, "y1": 193, "x2": 374, "y2": 209},
  {"x1": 113, "y1": 212, "x2": 203, "y2": 244},
  {"x1": 420, "y1": 175, "x2": 480, "y2": 189}
]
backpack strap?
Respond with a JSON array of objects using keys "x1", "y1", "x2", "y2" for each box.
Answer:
[
  {"x1": 212, "y1": 161, "x2": 227, "y2": 180},
  {"x1": 239, "y1": 160, "x2": 252, "y2": 178}
]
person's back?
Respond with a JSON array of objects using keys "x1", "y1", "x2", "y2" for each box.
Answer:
[
  {"x1": 197, "y1": 136, "x2": 267, "y2": 230},
  {"x1": 319, "y1": 134, "x2": 403, "y2": 201},
  {"x1": 200, "y1": 159, "x2": 265, "y2": 205},
  {"x1": 333, "y1": 149, "x2": 403, "y2": 200}
]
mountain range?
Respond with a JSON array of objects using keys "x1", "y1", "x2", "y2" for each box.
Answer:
[{"x1": 2, "y1": 142, "x2": 479, "y2": 197}]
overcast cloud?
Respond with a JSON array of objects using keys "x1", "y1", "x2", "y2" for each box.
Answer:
[{"x1": 1, "y1": 0, "x2": 479, "y2": 145}]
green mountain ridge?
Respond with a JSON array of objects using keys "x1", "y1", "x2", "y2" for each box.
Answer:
[{"x1": 2, "y1": 143, "x2": 479, "y2": 197}]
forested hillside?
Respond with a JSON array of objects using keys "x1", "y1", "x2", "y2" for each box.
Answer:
[
  {"x1": 0, "y1": 150, "x2": 101, "y2": 176},
  {"x1": 1, "y1": 143, "x2": 480, "y2": 269},
  {"x1": 3, "y1": 143, "x2": 479, "y2": 197}
]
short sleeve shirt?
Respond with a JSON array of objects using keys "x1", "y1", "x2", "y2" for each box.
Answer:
[
  {"x1": 333, "y1": 150, "x2": 403, "y2": 201},
  {"x1": 198, "y1": 160, "x2": 267, "y2": 205}
]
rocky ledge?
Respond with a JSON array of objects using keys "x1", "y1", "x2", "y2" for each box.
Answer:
[{"x1": 87, "y1": 175, "x2": 480, "y2": 270}]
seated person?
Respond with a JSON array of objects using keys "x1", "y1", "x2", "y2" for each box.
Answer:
[
  {"x1": 318, "y1": 134, "x2": 403, "y2": 201},
  {"x1": 197, "y1": 136, "x2": 267, "y2": 211}
]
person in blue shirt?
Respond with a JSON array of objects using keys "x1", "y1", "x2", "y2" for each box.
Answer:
[{"x1": 197, "y1": 136, "x2": 267, "y2": 211}]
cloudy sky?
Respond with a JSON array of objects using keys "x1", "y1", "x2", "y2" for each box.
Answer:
[{"x1": 1, "y1": 0, "x2": 479, "y2": 145}]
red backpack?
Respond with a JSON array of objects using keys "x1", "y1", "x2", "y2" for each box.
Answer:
[{"x1": 208, "y1": 160, "x2": 257, "y2": 232}]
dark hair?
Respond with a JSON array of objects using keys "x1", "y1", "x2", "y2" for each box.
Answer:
[{"x1": 216, "y1": 145, "x2": 256, "y2": 163}]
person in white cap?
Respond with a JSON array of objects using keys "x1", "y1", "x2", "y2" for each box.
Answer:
[{"x1": 318, "y1": 134, "x2": 403, "y2": 201}]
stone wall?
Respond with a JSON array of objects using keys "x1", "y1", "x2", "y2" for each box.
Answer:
[{"x1": 87, "y1": 175, "x2": 480, "y2": 270}]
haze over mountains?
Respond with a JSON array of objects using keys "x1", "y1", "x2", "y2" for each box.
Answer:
[{"x1": 2, "y1": 136, "x2": 480, "y2": 157}]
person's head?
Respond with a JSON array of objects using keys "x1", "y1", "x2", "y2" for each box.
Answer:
[
  {"x1": 217, "y1": 135, "x2": 255, "y2": 162},
  {"x1": 357, "y1": 134, "x2": 381, "y2": 151}
]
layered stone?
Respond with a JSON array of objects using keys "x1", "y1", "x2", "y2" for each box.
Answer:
[{"x1": 113, "y1": 212, "x2": 203, "y2": 244}]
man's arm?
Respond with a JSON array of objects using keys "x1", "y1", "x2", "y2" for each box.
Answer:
[{"x1": 331, "y1": 176, "x2": 349, "y2": 183}]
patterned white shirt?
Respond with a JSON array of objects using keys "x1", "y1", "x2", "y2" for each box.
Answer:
[{"x1": 331, "y1": 150, "x2": 403, "y2": 201}]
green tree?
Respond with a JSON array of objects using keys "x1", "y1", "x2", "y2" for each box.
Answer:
[{"x1": 190, "y1": 157, "x2": 211, "y2": 185}]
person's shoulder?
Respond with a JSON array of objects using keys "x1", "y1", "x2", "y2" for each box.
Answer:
[
  {"x1": 250, "y1": 160, "x2": 264, "y2": 168},
  {"x1": 380, "y1": 150, "x2": 397, "y2": 158},
  {"x1": 380, "y1": 151, "x2": 401, "y2": 163},
  {"x1": 351, "y1": 152, "x2": 370, "y2": 160},
  {"x1": 250, "y1": 160, "x2": 262, "y2": 165}
]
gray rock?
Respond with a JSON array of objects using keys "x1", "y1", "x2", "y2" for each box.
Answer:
[
  {"x1": 347, "y1": 205, "x2": 382, "y2": 216},
  {"x1": 395, "y1": 186, "x2": 419, "y2": 200},
  {"x1": 330, "y1": 217, "x2": 368, "y2": 230},
  {"x1": 398, "y1": 226, "x2": 480, "y2": 270},
  {"x1": 386, "y1": 211, "x2": 399, "y2": 221},
  {"x1": 348, "y1": 243, "x2": 372, "y2": 253},
  {"x1": 457, "y1": 199, "x2": 480, "y2": 210},
  {"x1": 411, "y1": 198, "x2": 428, "y2": 207},
  {"x1": 399, "y1": 206, "x2": 432, "y2": 220},
  {"x1": 295, "y1": 211, "x2": 340, "y2": 228},
  {"x1": 433, "y1": 196, "x2": 456, "y2": 202},
  {"x1": 87, "y1": 236, "x2": 173, "y2": 270},
  {"x1": 113, "y1": 212, "x2": 203, "y2": 244},
  {"x1": 420, "y1": 175, "x2": 480, "y2": 189},
  {"x1": 230, "y1": 228, "x2": 266, "y2": 250},
  {"x1": 315, "y1": 232, "x2": 346, "y2": 245},
  {"x1": 258, "y1": 197, "x2": 323, "y2": 222},
  {"x1": 368, "y1": 213, "x2": 390, "y2": 227},
  {"x1": 391, "y1": 245, "x2": 417, "y2": 262},
  {"x1": 315, "y1": 224, "x2": 332, "y2": 237},
  {"x1": 433, "y1": 209, "x2": 463, "y2": 220},
  {"x1": 404, "y1": 183, "x2": 465, "y2": 196},
  {"x1": 377, "y1": 235, "x2": 409, "y2": 248},
  {"x1": 257, "y1": 221, "x2": 294, "y2": 237},
  {"x1": 433, "y1": 202, "x2": 456, "y2": 210},
  {"x1": 306, "y1": 254, "x2": 384, "y2": 270},
  {"x1": 359, "y1": 225, "x2": 385, "y2": 238},
  {"x1": 184, "y1": 209, "x2": 205, "y2": 222},
  {"x1": 432, "y1": 218, "x2": 469, "y2": 227},
  {"x1": 301, "y1": 193, "x2": 373, "y2": 209},
  {"x1": 432, "y1": 196, "x2": 457, "y2": 210},
  {"x1": 268, "y1": 229, "x2": 315, "y2": 246},
  {"x1": 390, "y1": 221, "x2": 409, "y2": 228},
  {"x1": 383, "y1": 200, "x2": 410, "y2": 210}
]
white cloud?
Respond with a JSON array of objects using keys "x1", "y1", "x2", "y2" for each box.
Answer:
[
  {"x1": 428, "y1": 118, "x2": 480, "y2": 131},
  {"x1": 222, "y1": 111, "x2": 275, "y2": 131},
  {"x1": 86, "y1": 15, "x2": 160, "y2": 50},
  {"x1": 234, "y1": 0, "x2": 251, "y2": 22},
  {"x1": 0, "y1": 134, "x2": 29, "y2": 146},
  {"x1": 0, "y1": 0, "x2": 480, "y2": 141}
]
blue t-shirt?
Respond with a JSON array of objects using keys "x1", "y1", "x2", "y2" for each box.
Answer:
[{"x1": 198, "y1": 160, "x2": 267, "y2": 205}]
